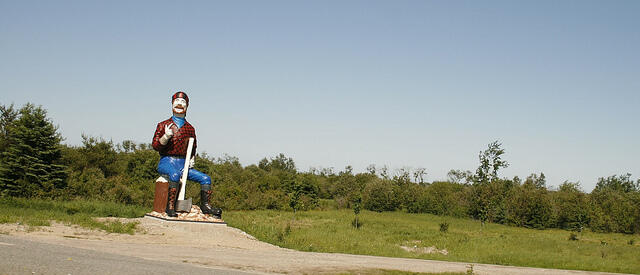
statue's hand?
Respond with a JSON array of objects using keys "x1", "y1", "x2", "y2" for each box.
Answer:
[
  {"x1": 164, "y1": 123, "x2": 175, "y2": 138},
  {"x1": 189, "y1": 156, "x2": 195, "y2": 168},
  {"x1": 159, "y1": 123, "x2": 175, "y2": 145}
]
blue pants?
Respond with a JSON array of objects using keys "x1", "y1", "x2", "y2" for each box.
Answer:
[{"x1": 157, "y1": 156, "x2": 211, "y2": 185}]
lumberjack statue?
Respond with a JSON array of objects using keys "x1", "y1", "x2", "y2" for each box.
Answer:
[{"x1": 152, "y1": 91, "x2": 222, "y2": 219}]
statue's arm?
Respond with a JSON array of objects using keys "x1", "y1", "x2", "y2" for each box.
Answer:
[{"x1": 151, "y1": 122, "x2": 166, "y2": 151}]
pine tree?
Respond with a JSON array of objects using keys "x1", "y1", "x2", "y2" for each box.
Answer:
[
  {"x1": 0, "y1": 104, "x2": 18, "y2": 153},
  {"x1": 0, "y1": 103, "x2": 67, "y2": 197}
]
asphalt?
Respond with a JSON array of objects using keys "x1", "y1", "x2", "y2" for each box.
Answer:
[{"x1": 0, "y1": 235, "x2": 257, "y2": 275}]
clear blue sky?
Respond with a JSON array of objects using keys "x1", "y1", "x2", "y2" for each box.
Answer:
[{"x1": 1, "y1": 0, "x2": 638, "y2": 191}]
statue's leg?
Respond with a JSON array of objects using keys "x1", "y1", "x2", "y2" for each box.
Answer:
[
  {"x1": 166, "y1": 181, "x2": 179, "y2": 217},
  {"x1": 188, "y1": 169, "x2": 222, "y2": 218},
  {"x1": 157, "y1": 157, "x2": 182, "y2": 217}
]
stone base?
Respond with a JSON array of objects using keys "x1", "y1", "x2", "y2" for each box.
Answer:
[{"x1": 145, "y1": 205, "x2": 225, "y2": 224}]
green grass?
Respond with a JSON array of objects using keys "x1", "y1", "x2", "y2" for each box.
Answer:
[
  {"x1": 224, "y1": 210, "x2": 640, "y2": 274},
  {"x1": 0, "y1": 197, "x2": 148, "y2": 234}
]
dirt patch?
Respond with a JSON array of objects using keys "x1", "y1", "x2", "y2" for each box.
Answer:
[
  {"x1": 400, "y1": 245, "x2": 449, "y2": 255},
  {"x1": 401, "y1": 240, "x2": 449, "y2": 255}
]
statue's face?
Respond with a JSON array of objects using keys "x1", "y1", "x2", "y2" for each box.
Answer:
[{"x1": 172, "y1": 98, "x2": 188, "y2": 114}]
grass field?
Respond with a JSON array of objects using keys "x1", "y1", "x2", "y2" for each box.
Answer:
[
  {"x1": 224, "y1": 210, "x2": 640, "y2": 274},
  {"x1": 0, "y1": 197, "x2": 146, "y2": 234}
]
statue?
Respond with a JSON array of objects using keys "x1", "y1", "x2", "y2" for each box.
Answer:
[{"x1": 151, "y1": 91, "x2": 222, "y2": 219}]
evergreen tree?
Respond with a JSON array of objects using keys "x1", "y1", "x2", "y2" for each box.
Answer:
[
  {"x1": 0, "y1": 104, "x2": 18, "y2": 153},
  {"x1": 0, "y1": 103, "x2": 67, "y2": 197}
]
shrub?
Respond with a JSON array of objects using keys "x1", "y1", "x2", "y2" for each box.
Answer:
[
  {"x1": 466, "y1": 264, "x2": 475, "y2": 275},
  {"x1": 412, "y1": 181, "x2": 469, "y2": 217},
  {"x1": 552, "y1": 181, "x2": 589, "y2": 231},
  {"x1": 439, "y1": 222, "x2": 449, "y2": 233},
  {"x1": 589, "y1": 189, "x2": 639, "y2": 234},
  {"x1": 403, "y1": 184, "x2": 427, "y2": 213},
  {"x1": 505, "y1": 184, "x2": 553, "y2": 229},
  {"x1": 469, "y1": 180, "x2": 513, "y2": 224},
  {"x1": 363, "y1": 179, "x2": 399, "y2": 212},
  {"x1": 66, "y1": 167, "x2": 108, "y2": 200},
  {"x1": 569, "y1": 233, "x2": 579, "y2": 241}
]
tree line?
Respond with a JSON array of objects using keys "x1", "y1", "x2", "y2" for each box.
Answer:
[{"x1": 1, "y1": 103, "x2": 639, "y2": 234}]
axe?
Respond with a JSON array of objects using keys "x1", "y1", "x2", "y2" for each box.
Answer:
[{"x1": 175, "y1": 137, "x2": 194, "y2": 212}]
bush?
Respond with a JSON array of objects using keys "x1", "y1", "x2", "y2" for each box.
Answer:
[
  {"x1": 66, "y1": 167, "x2": 109, "y2": 200},
  {"x1": 469, "y1": 180, "x2": 513, "y2": 223},
  {"x1": 552, "y1": 181, "x2": 589, "y2": 231},
  {"x1": 505, "y1": 184, "x2": 553, "y2": 229},
  {"x1": 569, "y1": 233, "x2": 579, "y2": 241},
  {"x1": 589, "y1": 189, "x2": 640, "y2": 234},
  {"x1": 422, "y1": 181, "x2": 469, "y2": 217},
  {"x1": 363, "y1": 179, "x2": 399, "y2": 212},
  {"x1": 439, "y1": 222, "x2": 449, "y2": 233}
]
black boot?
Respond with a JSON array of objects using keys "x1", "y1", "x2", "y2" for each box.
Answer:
[
  {"x1": 200, "y1": 189, "x2": 222, "y2": 219},
  {"x1": 166, "y1": 187, "x2": 178, "y2": 217}
]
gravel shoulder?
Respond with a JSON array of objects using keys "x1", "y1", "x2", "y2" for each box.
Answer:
[{"x1": 0, "y1": 218, "x2": 629, "y2": 275}]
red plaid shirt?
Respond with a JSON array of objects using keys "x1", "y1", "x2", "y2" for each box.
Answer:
[{"x1": 152, "y1": 118, "x2": 197, "y2": 157}]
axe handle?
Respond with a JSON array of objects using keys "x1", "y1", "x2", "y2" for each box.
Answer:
[{"x1": 178, "y1": 137, "x2": 194, "y2": 200}]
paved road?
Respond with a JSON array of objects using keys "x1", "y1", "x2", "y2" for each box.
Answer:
[{"x1": 0, "y1": 235, "x2": 257, "y2": 275}]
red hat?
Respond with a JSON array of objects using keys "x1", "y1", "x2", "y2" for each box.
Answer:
[{"x1": 172, "y1": 91, "x2": 189, "y2": 105}]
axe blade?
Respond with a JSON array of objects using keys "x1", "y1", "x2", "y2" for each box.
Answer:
[{"x1": 176, "y1": 198, "x2": 192, "y2": 212}]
